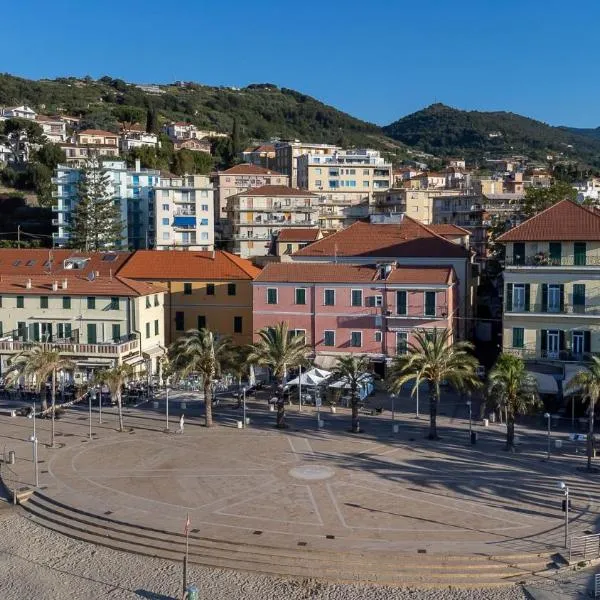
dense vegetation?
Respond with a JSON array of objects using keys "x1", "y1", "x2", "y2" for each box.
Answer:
[
  {"x1": 0, "y1": 73, "x2": 402, "y2": 151},
  {"x1": 383, "y1": 103, "x2": 600, "y2": 167}
]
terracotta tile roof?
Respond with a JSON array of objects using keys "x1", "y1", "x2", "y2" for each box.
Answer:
[
  {"x1": 277, "y1": 228, "x2": 321, "y2": 242},
  {"x1": 429, "y1": 224, "x2": 471, "y2": 236},
  {"x1": 36, "y1": 115, "x2": 63, "y2": 123},
  {"x1": 254, "y1": 263, "x2": 378, "y2": 283},
  {"x1": 292, "y1": 218, "x2": 469, "y2": 258},
  {"x1": 386, "y1": 266, "x2": 454, "y2": 285},
  {"x1": 117, "y1": 250, "x2": 261, "y2": 281},
  {"x1": 221, "y1": 164, "x2": 284, "y2": 176},
  {"x1": 497, "y1": 200, "x2": 600, "y2": 242},
  {"x1": 0, "y1": 250, "x2": 163, "y2": 296},
  {"x1": 78, "y1": 129, "x2": 118, "y2": 137},
  {"x1": 233, "y1": 185, "x2": 317, "y2": 198}
]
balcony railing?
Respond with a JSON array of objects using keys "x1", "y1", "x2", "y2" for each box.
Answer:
[
  {"x1": 506, "y1": 255, "x2": 600, "y2": 267},
  {"x1": 506, "y1": 347, "x2": 594, "y2": 363},
  {"x1": 506, "y1": 303, "x2": 600, "y2": 316}
]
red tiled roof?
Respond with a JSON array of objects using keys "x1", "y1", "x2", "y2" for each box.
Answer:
[
  {"x1": 255, "y1": 144, "x2": 276, "y2": 153},
  {"x1": 78, "y1": 129, "x2": 118, "y2": 137},
  {"x1": 255, "y1": 263, "x2": 378, "y2": 283},
  {"x1": 117, "y1": 250, "x2": 261, "y2": 280},
  {"x1": 497, "y1": 200, "x2": 600, "y2": 242},
  {"x1": 233, "y1": 185, "x2": 317, "y2": 198},
  {"x1": 277, "y1": 228, "x2": 321, "y2": 242},
  {"x1": 429, "y1": 224, "x2": 471, "y2": 236},
  {"x1": 221, "y1": 163, "x2": 284, "y2": 176},
  {"x1": 292, "y1": 218, "x2": 469, "y2": 258},
  {"x1": 386, "y1": 266, "x2": 454, "y2": 285}
]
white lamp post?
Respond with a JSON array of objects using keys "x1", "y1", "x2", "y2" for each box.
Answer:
[
  {"x1": 466, "y1": 399, "x2": 472, "y2": 441},
  {"x1": 544, "y1": 413, "x2": 551, "y2": 460},
  {"x1": 242, "y1": 386, "x2": 247, "y2": 428},
  {"x1": 29, "y1": 400, "x2": 38, "y2": 487},
  {"x1": 298, "y1": 364, "x2": 302, "y2": 412},
  {"x1": 559, "y1": 481, "x2": 569, "y2": 549}
]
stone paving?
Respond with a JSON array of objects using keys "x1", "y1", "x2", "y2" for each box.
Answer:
[{"x1": 2, "y1": 388, "x2": 599, "y2": 559}]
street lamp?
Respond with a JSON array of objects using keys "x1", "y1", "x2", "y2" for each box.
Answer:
[
  {"x1": 165, "y1": 379, "x2": 170, "y2": 431},
  {"x1": 415, "y1": 376, "x2": 420, "y2": 419},
  {"x1": 466, "y1": 399, "x2": 472, "y2": 441},
  {"x1": 298, "y1": 364, "x2": 302, "y2": 413},
  {"x1": 28, "y1": 400, "x2": 38, "y2": 487},
  {"x1": 242, "y1": 386, "x2": 247, "y2": 428},
  {"x1": 88, "y1": 389, "x2": 93, "y2": 439},
  {"x1": 544, "y1": 412, "x2": 551, "y2": 460},
  {"x1": 559, "y1": 481, "x2": 569, "y2": 549}
]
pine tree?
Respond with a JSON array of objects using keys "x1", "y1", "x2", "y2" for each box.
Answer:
[
  {"x1": 68, "y1": 155, "x2": 124, "y2": 251},
  {"x1": 146, "y1": 108, "x2": 158, "y2": 133},
  {"x1": 231, "y1": 117, "x2": 241, "y2": 158}
]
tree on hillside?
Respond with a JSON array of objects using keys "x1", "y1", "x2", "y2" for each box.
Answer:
[
  {"x1": 231, "y1": 117, "x2": 242, "y2": 158},
  {"x1": 68, "y1": 155, "x2": 124, "y2": 250},
  {"x1": 1, "y1": 118, "x2": 44, "y2": 164},
  {"x1": 35, "y1": 143, "x2": 66, "y2": 171},
  {"x1": 146, "y1": 107, "x2": 159, "y2": 133},
  {"x1": 522, "y1": 181, "x2": 578, "y2": 217},
  {"x1": 171, "y1": 150, "x2": 195, "y2": 175}
]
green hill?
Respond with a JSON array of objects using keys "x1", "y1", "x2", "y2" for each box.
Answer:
[
  {"x1": 0, "y1": 74, "x2": 403, "y2": 152},
  {"x1": 383, "y1": 103, "x2": 600, "y2": 167}
]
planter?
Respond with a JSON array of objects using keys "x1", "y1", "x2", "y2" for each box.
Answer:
[
  {"x1": 317, "y1": 419, "x2": 324, "y2": 428},
  {"x1": 330, "y1": 406, "x2": 337, "y2": 414},
  {"x1": 392, "y1": 424, "x2": 399, "y2": 433}
]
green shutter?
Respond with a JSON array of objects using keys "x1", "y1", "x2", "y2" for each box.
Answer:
[
  {"x1": 574, "y1": 242, "x2": 586, "y2": 266},
  {"x1": 559, "y1": 284, "x2": 565, "y2": 312},
  {"x1": 524, "y1": 284, "x2": 530, "y2": 312},
  {"x1": 506, "y1": 284, "x2": 513, "y2": 311},
  {"x1": 549, "y1": 242, "x2": 562, "y2": 265},
  {"x1": 397, "y1": 291, "x2": 407, "y2": 315},
  {"x1": 585, "y1": 330, "x2": 591, "y2": 353},
  {"x1": 541, "y1": 284, "x2": 548, "y2": 312},
  {"x1": 560, "y1": 330, "x2": 566, "y2": 352},
  {"x1": 541, "y1": 329, "x2": 547, "y2": 352}
]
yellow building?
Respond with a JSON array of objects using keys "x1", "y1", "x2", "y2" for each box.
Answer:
[
  {"x1": 498, "y1": 200, "x2": 600, "y2": 370},
  {"x1": 118, "y1": 250, "x2": 260, "y2": 345}
]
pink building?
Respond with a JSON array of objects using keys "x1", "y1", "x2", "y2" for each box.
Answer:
[{"x1": 253, "y1": 262, "x2": 457, "y2": 372}]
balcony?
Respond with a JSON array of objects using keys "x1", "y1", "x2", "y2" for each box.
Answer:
[
  {"x1": 51, "y1": 218, "x2": 60, "y2": 226},
  {"x1": 233, "y1": 232, "x2": 271, "y2": 241},
  {"x1": 505, "y1": 255, "x2": 600, "y2": 267},
  {"x1": 506, "y1": 347, "x2": 593, "y2": 363},
  {"x1": 506, "y1": 303, "x2": 600, "y2": 316},
  {"x1": 386, "y1": 307, "x2": 449, "y2": 323}
]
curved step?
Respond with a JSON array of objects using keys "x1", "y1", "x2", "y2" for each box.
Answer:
[{"x1": 21, "y1": 492, "x2": 556, "y2": 587}]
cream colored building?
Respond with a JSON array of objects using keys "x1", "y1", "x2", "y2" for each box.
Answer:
[
  {"x1": 227, "y1": 185, "x2": 319, "y2": 258},
  {"x1": 274, "y1": 141, "x2": 339, "y2": 187},
  {"x1": 296, "y1": 148, "x2": 392, "y2": 230},
  {"x1": 498, "y1": 200, "x2": 600, "y2": 371},
  {"x1": 0, "y1": 250, "x2": 166, "y2": 382},
  {"x1": 372, "y1": 188, "x2": 465, "y2": 223}
]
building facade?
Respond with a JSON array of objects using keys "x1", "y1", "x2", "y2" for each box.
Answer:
[
  {"x1": 227, "y1": 185, "x2": 319, "y2": 258},
  {"x1": 118, "y1": 250, "x2": 260, "y2": 346},
  {"x1": 498, "y1": 200, "x2": 600, "y2": 371},
  {"x1": 274, "y1": 141, "x2": 339, "y2": 187},
  {"x1": 0, "y1": 250, "x2": 166, "y2": 382}
]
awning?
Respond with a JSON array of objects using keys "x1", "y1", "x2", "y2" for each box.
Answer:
[
  {"x1": 124, "y1": 355, "x2": 145, "y2": 366},
  {"x1": 286, "y1": 368, "x2": 332, "y2": 387},
  {"x1": 314, "y1": 355, "x2": 338, "y2": 370},
  {"x1": 563, "y1": 364, "x2": 590, "y2": 395},
  {"x1": 75, "y1": 359, "x2": 113, "y2": 368},
  {"x1": 527, "y1": 371, "x2": 558, "y2": 395},
  {"x1": 143, "y1": 346, "x2": 165, "y2": 359},
  {"x1": 173, "y1": 216, "x2": 196, "y2": 227}
]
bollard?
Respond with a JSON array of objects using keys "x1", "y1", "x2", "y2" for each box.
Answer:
[
  {"x1": 269, "y1": 404, "x2": 275, "y2": 412},
  {"x1": 152, "y1": 401, "x2": 159, "y2": 409},
  {"x1": 245, "y1": 417, "x2": 250, "y2": 426},
  {"x1": 236, "y1": 421, "x2": 243, "y2": 429},
  {"x1": 483, "y1": 418, "x2": 489, "y2": 427},
  {"x1": 392, "y1": 424, "x2": 399, "y2": 434},
  {"x1": 181, "y1": 401, "x2": 187, "y2": 410},
  {"x1": 318, "y1": 419, "x2": 324, "y2": 428},
  {"x1": 7, "y1": 450, "x2": 15, "y2": 465}
]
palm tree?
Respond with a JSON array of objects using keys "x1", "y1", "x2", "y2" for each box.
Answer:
[
  {"x1": 247, "y1": 322, "x2": 310, "y2": 428},
  {"x1": 224, "y1": 346, "x2": 251, "y2": 407},
  {"x1": 332, "y1": 355, "x2": 370, "y2": 433},
  {"x1": 168, "y1": 329, "x2": 231, "y2": 427},
  {"x1": 387, "y1": 328, "x2": 480, "y2": 440},
  {"x1": 6, "y1": 345, "x2": 74, "y2": 447},
  {"x1": 95, "y1": 363, "x2": 135, "y2": 432},
  {"x1": 565, "y1": 356, "x2": 600, "y2": 470},
  {"x1": 487, "y1": 353, "x2": 539, "y2": 452}
]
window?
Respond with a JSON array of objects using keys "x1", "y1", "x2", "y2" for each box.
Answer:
[
  {"x1": 295, "y1": 288, "x2": 306, "y2": 305},
  {"x1": 375, "y1": 331, "x2": 382, "y2": 343},
  {"x1": 267, "y1": 288, "x2": 278, "y2": 304},
  {"x1": 373, "y1": 295, "x2": 383, "y2": 307},
  {"x1": 424, "y1": 291, "x2": 436, "y2": 317},
  {"x1": 201, "y1": 204, "x2": 209, "y2": 211},
  {"x1": 234, "y1": 316, "x2": 243, "y2": 334},
  {"x1": 154, "y1": 320, "x2": 159, "y2": 335},
  {"x1": 162, "y1": 218, "x2": 169, "y2": 225},
  {"x1": 396, "y1": 291, "x2": 407, "y2": 315},
  {"x1": 324, "y1": 289, "x2": 335, "y2": 306},
  {"x1": 110, "y1": 297, "x2": 119, "y2": 310},
  {"x1": 201, "y1": 232, "x2": 209, "y2": 240},
  {"x1": 509, "y1": 328, "x2": 526, "y2": 352},
  {"x1": 574, "y1": 242, "x2": 587, "y2": 266},
  {"x1": 290, "y1": 329, "x2": 306, "y2": 341},
  {"x1": 513, "y1": 242, "x2": 525, "y2": 265},
  {"x1": 63, "y1": 296, "x2": 71, "y2": 309},
  {"x1": 87, "y1": 296, "x2": 95, "y2": 310},
  {"x1": 146, "y1": 296, "x2": 151, "y2": 308},
  {"x1": 363, "y1": 169, "x2": 369, "y2": 175},
  {"x1": 314, "y1": 168, "x2": 322, "y2": 175},
  {"x1": 16, "y1": 296, "x2": 24, "y2": 308},
  {"x1": 396, "y1": 332, "x2": 407, "y2": 354},
  {"x1": 154, "y1": 295, "x2": 159, "y2": 307},
  {"x1": 145, "y1": 322, "x2": 150, "y2": 338},
  {"x1": 17, "y1": 321, "x2": 27, "y2": 340},
  {"x1": 573, "y1": 284, "x2": 586, "y2": 313},
  {"x1": 351, "y1": 331, "x2": 362, "y2": 347},
  {"x1": 323, "y1": 330, "x2": 335, "y2": 346},
  {"x1": 228, "y1": 283, "x2": 236, "y2": 296},
  {"x1": 507, "y1": 283, "x2": 530, "y2": 312},
  {"x1": 175, "y1": 311, "x2": 184, "y2": 331},
  {"x1": 363, "y1": 181, "x2": 369, "y2": 187},
  {"x1": 162, "y1": 232, "x2": 170, "y2": 240},
  {"x1": 87, "y1": 323, "x2": 97, "y2": 344},
  {"x1": 197, "y1": 315, "x2": 206, "y2": 329},
  {"x1": 162, "y1": 203, "x2": 169, "y2": 210},
  {"x1": 0, "y1": 296, "x2": 2, "y2": 308},
  {"x1": 206, "y1": 283, "x2": 215, "y2": 295},
  {"x1": 315, "y1": 180, "x2": 322, "y2": 187},
  {"x1": 112, "y1": 324, "x2": 121, "y2": 341},
  {"x1": 184, "y1": 282, "x2": 192, "y2": 295},
  {"x1": 549, "y1": 242, "x2": 562, "y2": 265},
  {"x1": 351, "y1": 289, "x2": 363, "y2": 307},
  {"x1": 40, "y1": 296, "x2": 49, "y2": 309}
]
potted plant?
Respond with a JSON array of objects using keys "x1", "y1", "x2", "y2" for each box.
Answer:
[{"x1": 328, "y1": 388, "x2": 341, "y2": 413}]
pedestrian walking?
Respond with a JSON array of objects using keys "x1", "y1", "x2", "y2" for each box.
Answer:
[{"x1": 177, "y1": 413, "x2": 185, "y2": 434}]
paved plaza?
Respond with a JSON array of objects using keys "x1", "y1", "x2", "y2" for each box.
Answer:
[{"x1": 2, "y1": 387, "x2": 600, "y2": 560}]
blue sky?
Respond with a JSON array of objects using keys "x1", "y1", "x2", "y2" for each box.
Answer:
[{"x1": 4, "y1": 0, "x2": 600, "y2": 127}]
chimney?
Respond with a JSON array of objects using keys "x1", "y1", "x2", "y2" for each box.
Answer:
[
  {"x1": 52, "y1": 281, "x2": 58, "y2": 291},
  {"x1": 211, "y1": 249, "x2": 215, "y2": 259},
  {"x1": 26, "y1": 278, "x2": 32, "y2": 289},
  {"x1": 62, "y1": 279, "x2": 68, "y2": 289},
  {"x1": 135, "y1": 158, "x2": 141, "y2": 172}
]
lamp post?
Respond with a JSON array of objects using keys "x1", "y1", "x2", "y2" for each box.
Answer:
[
  {"x1": 98, "y1": 386, "x2": 103, "y2": 424},
  {"x1": 88, "y1": 389, "x2": 93, "y2": 439},
  {"x1": 415, "y1": 376, "x2": 420, "y2": 419},
  {"x1": 29, "y1": 399, "x2": 38, "y2": 487},
  {"x1": 559, "y1": 481, "x2": 569, "y2": 549},
  {"x1": 298, "y1": 364, "x2": 302, "y2": 412},
  {"x1": 242, "y1": 386, "x2": 247, "y2": 428},
  {"x1": 466, "y1": 399, "x2": 472, "y2": 440},
  {"x1": 544, "y1": 412, "x2": 551, "y2": 460},
  {"x1": 165, "y1": 380, "x2": 170, "y2": 431}
]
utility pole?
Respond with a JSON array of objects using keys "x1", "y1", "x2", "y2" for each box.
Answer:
[{"x1": 17, "y1": 225, "x2": 21, "y2": 249}]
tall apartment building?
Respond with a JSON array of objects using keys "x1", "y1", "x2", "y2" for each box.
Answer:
[
  {"x1": 152, "y1": 173, "x2": 214, "y2": 251},
  {"x1": 498, "y1": 200, "x2": 600, "y2": 380},
  {"x1": 227, "y1": 185, "x2": 318, "y2": 258},
  {"x1": 296, "y1": 149, "x2": 392, "y2": 229},
  {"x1": 53, "y1": 161, "x2": 214, "y2": 251},
  {"x1": 372, "y1": 188, "x2": 465, "y2": 223},
  {"x1": 274, "y1": 141, "x2": 339, "y2": 187}
]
